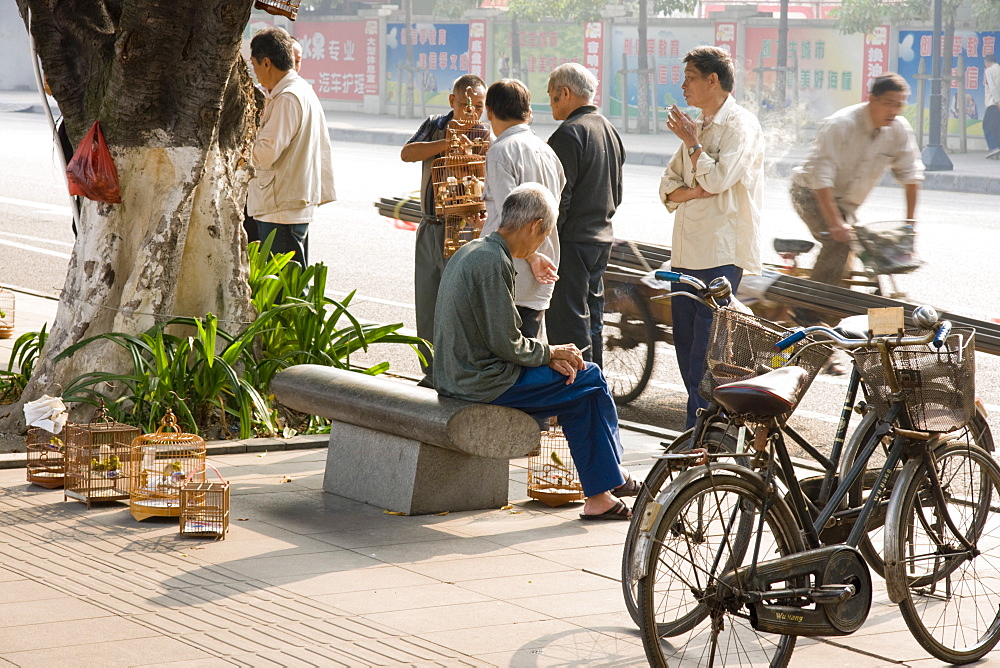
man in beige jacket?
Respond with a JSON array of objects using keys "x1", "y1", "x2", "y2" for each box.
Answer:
[{"x1": 248, "y1": 27, "x2": 335, "y2": 266}]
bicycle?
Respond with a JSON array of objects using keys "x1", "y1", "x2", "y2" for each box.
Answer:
[
  {"x1": 619, "y1": 272, "x2": 993, "y2": 626},
  {"x1": 634, "y1": 309, "x2": 1000, "y2": 666}
]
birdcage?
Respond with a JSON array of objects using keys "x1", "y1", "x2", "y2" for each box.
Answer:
[
  {"x1": 527, "y1": 419, "x2": 585, "y2": 507},
  {"x1": 0, "y1": 287, "x2": 13, "y2": 339},
  {"x1": 26, "y1": 427, "x2": 65, "y2": 488},
  {"x1": 253, "y1": 0, "x2": 300, "y2": 20},
  {"x1": 130, "y1": 410, "x2": 207, "y2": 521},
  {"x1": 63, "y1": 413, "x2": 141, "y2": 507},
  {"x1": 432, "y1": 96, "x2": 490, "y2": 259},
  {"x1": 179, "y1": 466, "x2": 229, "y2": 539}
]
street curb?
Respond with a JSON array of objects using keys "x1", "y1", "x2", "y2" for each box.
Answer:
[{"x1": 0, "y1": 433, "x2": 328, "y2": 470}]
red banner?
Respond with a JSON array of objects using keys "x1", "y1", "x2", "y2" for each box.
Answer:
[
  {"x1": 584, "y1": 22, "x2": 604, "y2": 104},
  {"x1": 862, "y1": 25, "x2": 890, "y2": 100},
  {"x1": 469, "y1": 20, "x2": 487, "y2": 79},
  {"x1": 296, "y1": 20, "x2": 380, "y2": 101},
  {"x1": 715, "y1": 22, "x2": 737, "y2": 56}
]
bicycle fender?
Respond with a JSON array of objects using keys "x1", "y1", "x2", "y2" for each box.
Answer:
[
  {"x1": 630, "y1": 463, "x2": 770, "y2": 582},
  {"x1": 883, "y1": 455, "x2": 925, "y2": 604}
]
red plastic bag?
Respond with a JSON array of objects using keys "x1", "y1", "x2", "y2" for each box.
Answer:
[{"x1": 66, "y1": 121, "x2": 122, "y2": 204}]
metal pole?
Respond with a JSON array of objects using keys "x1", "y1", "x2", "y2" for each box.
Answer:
[{"x1": 922, "y1": 0, "x2": 953, "y2": 170}]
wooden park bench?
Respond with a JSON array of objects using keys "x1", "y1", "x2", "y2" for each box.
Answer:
[{"x1": 271, "y1": 365, "x2": 539, "y2": 515}]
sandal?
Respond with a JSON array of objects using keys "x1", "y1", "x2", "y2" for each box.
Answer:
[
  {"x1": 579, "y1": 500, "x2": 632, "y2": 521},
  {"x1": 612, "y1": 472, "x2": 642, "y2": 498}
]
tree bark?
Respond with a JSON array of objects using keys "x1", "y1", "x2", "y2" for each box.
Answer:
[{"x1": 4, "y1": 0, "x2": 259, "y2": 431}]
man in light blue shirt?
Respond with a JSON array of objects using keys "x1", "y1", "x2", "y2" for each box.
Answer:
[{"x1": 482, "y1": 79, "x2": 566, "y2": 338}]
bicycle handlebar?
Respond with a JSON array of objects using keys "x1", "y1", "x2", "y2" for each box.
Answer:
[
  {"x1": 775, "y1": 319, "x2": 951, "y2": 352},
  {"x1": 654, "y1": 270, "x2": 705, "y2": 291}
]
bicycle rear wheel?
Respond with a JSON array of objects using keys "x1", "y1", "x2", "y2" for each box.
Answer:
[
  {"x1": 884, "y1": 440, "x2": 1000, "y2": 664},
  {"x1": 603, "y1": 283, "x2": 656, "y2": 404},
  {"x1": 621, "y1": 422, "x2": 742, "y2": 626},
  {"x1": 638, "y1": 472, "x2": 802, "y2": 667}
]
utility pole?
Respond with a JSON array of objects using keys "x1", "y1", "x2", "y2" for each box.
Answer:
[
  {"x1": 775, "y1": 0, "x2": 788, "y2": 111},
  {"x1": 922, "y1": 0, "x2": 953, "y2": 170}
]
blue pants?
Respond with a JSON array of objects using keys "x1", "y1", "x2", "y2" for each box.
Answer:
[
  {"x1": 671, "y1": 265, "x2": 743, "y2": 429},
  {"x1": 491, "y1": 363, "x2": 625, "y2": 497},
  {"x1": 985, "y1": 104, "x2": 1000, "y2": 151}
]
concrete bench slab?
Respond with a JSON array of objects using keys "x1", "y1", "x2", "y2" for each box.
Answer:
[{"x1": 272, "y1": 365, "x2": 540, "y2": 515}]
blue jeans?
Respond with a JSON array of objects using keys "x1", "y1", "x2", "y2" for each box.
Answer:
[
  {"x1": 671, "y1": 265, "x2": 744, "y2": 429},
  {"x1": 491, "y1": 363, "x2": 625, "y2": 496}
]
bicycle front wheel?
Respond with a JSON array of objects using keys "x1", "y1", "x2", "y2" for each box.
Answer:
[
  {"x1": 884, "y1": 440, "x2": 1000, "y2": 664},
  {"x1": 638, "y1": 472, "x2": 803, "y2": 667}
]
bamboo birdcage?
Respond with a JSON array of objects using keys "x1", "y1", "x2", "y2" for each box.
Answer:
[
  {"x1": 527, "y1": 419, "x2": 585, "y2": 507},
  {"x1": 0, "y1": 287, "x2": 13, "y2": 339},
  {"x1": 63, "y1": 413, "x2": 141, "y2": 507},
  {"x1": 130, "y1": 410, "x2": 207, "y2": 521},
  {"x1": 179, "y1": 466, "x2": 229, "y2": 539},
  {"x1": 253, "y1": 0, "x2": 300, "y2": 20},
  {"x1": 26, "y1": 427, "x2": 65, "y2": 489},
  {"x1": 432, "y1": 91, "x2": 490, "y2": 258}
]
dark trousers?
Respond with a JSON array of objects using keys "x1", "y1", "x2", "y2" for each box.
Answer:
[
  {"x1": 414, "y1": 219, "x2": 448, "y2": 377},
  {"x1": 985, "y1": 104, "x2": 1000, "y2": 151},
  {"x1": 254, "y1": 220, "x2": 310, "y2": 268},
  {"x1": 545, "y1": 241, "x2": 612, "y2": 366},
  {"x1": 516, "y1": 306, "x2": 545, "y2": 339},
  {"x1": 671, "y1": 265, "x2": 743, "y2": 430},
  {"x1": 491, "y1": 363, "x2": 625, "y2": 496}
]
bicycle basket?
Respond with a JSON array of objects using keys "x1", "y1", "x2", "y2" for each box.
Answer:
[
  {"x1": 850, "y1": 329, "x2": 975, "y2": 433},
  {"x1": 854, "y1": 220, "x2": 922, "y2": 275},
  {"x1": 697, "y1": 308, "x2": 832, "y2": 414}
]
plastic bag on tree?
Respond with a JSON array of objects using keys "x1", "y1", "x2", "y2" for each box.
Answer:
[{"x1": 66, "y1": 121, "x2": 122, "y2": 204}]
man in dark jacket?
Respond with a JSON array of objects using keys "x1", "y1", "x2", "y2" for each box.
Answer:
[{"x1": 545, "y1": 63, "x2": 625, "y2": 367}]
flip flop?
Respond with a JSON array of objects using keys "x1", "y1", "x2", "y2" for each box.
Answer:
[
  {"x1": 612, "y1": 472, "x2": 642, "y2": 498},
  {"x1": 579, "y1": 500, "x2": 632, "y2": 521}
]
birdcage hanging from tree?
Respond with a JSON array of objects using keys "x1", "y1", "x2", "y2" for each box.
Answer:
[
  {"x1": 130, "y1": 410, "x2": 207, "y2": 521},
  {"x1": 431, "y1": 89, "x2": 490, "y2": 258},
  {"x1": 527, "y1": 418, "x2": 585, "y2": 507},
  {"x1": 253, "y1": 0, "x2": 300, "y2": 20},
  {"x1": 63, "y1": 412, "x2": 141, "y2": 507}
]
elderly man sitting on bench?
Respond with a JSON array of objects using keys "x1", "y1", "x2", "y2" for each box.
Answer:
[{"x1": 433, "y1": 183, "x2": 638, "y2": 520}]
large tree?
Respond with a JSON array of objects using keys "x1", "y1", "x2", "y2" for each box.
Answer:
[{"x1": 3, "y1": 0, "x2": 260, "y2": 430}]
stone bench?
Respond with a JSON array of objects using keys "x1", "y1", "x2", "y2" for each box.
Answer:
[{"x1": 271, "y1": 365, "x2": 540, "y2": 515}]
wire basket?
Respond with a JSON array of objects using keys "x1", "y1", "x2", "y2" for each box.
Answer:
[
  {"x1": 851, "y1": 329, "x2": 975, "y2": 433},
  {"x1": 854, "y1": 220, "x2": 922, "y2": 276},
  {"x1": 527, "y1": 419, "x2": 585, "y2": 507},
  {"x1": 179, "y1": 466, "x2": 229, "y2": 539},
  {"x1": 26, "y1": 427, "x2": 65, "y2": 489},
  {"x1": 698, "y1": 308, "x2": 832, "y2": 415}
]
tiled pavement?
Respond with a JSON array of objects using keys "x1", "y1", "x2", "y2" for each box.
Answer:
[{"x1": 0, "y1": 443, "x2": 985, "y2": 667}]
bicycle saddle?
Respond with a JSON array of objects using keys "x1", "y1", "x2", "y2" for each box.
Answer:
[
  {"x1": 712, "y1": 365, "x2": 810, "y2": 418},
  {"x1": 773, "y1": 238, "x2": 815, "y2": 254}
]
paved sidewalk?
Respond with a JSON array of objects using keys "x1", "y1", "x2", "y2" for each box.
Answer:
[{"x1": 0, "y1": 437, "x2": 969, "y2": 667}]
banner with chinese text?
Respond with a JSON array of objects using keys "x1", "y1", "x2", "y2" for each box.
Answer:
[
  {"x1": 492, "y1": 23, "x2": 585, "y2": 113},
  {"x1": 297, "y1": 21, "x2": 379, "y2": 101},
  {"x1": 386, "y1": 22, "x2": 470, "y2": 107},
  {"x1": 583, "y1": 22, "x2": 605, "y2": 104}
]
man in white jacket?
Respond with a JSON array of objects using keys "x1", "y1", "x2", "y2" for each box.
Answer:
[{"x1": 248, "y1": 27, "x2": 335, "y2": 266}]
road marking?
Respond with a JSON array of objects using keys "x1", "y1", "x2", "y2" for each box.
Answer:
[
  {"x1": 0, "y1": 195, "x2": 73, "y2": 217},
  {"x1": 0, "y1": 231, "x2": 74, "y2": 248},
  {"x1": 0, "y1": 237, "x2": 70, "y2": 259},
  {"x1": 329, "y1": 290, "x2": 414, "y2": 310}
]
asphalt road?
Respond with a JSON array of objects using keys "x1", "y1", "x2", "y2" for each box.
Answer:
[{"x1": 2, "y1": 110, "x2": 1000, "y2": 447}]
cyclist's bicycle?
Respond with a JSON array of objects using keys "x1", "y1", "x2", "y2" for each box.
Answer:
[{"x1": 634, "y1": 309, "x2": 1000, "y2": 666}]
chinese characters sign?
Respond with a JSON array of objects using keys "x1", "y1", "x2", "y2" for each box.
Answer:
[
  {"x1": 862, "y1": 26, "x2": 890, "y2": 100},
  {"x1": 584, "y1": 22, "x2": 605, "y2": 104},
  {"x1": 469, "y1": 20, "x2": 487, "y2": 79},
  {"x1": 297, "y1": 20, "x2": 379, "y2": 101},
  {"x1": 492, "y1": 23, "x2": 585, "y2": 113},
  {"x1": 386, "y1": 22, "x2": 470, "y2": 106},
  {"x1": 715, "y1": 22, "x2": 737, "y2": 55}
]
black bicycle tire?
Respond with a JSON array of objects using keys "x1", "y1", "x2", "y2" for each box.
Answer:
[
  {"x1": 638, "y1": 473, "x2": 802, "y2": 667},
  {"x1": 885, "y1": 441, "x2": 1000, "y2": 664},
  {"x1": 602, "y1": 283, "x2": 656, "y2": 405}
]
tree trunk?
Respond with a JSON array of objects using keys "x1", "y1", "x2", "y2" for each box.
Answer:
[
  {"x1": 4, "y1": 0, "x2": 259, "y2": 432},
  {"x1": 636, "y1": 0, "x2": 650, "y2": 134}
]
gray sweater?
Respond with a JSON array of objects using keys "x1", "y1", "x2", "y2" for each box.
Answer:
[{"x1": 433, "y1": 232, "x2": 552, "y2": 402}]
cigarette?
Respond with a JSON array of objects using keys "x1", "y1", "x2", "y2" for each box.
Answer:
[{"x1": 579, "y1": 344, "x2": 592, "y2": 353}]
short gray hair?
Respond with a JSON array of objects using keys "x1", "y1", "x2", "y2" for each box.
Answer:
[
  {"x1": 548, "y1": 63, "x2": 597, "y2": 102},
  {"x1": 499, "y1": 183, "x2": 557, "y2": 235}
]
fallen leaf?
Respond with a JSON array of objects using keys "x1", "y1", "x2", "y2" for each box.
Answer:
[
  {"x1": 281, "y1": 477, "x2": 292, "y2": 483},
  {"x1": 383, "y1": 510, "x2": 408, "y2": 516},
  {"x1": 236, "y1": 518, "x2": 249, "y2": 521},
  {"x1": 434, "y1": 511, "x2": 449, "y2": 516},
  {"x1": 500, "y1": 504, "x2": 514, "y2": 511},
  {"x1": 257, "y1": 451, "x2": 268, "y2": 458}
]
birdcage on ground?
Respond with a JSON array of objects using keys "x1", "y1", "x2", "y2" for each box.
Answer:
[
  {"x1": 432, "y1": 97, "x2": 490, "y2": 258},
  {"x1": 63, "y1": 413, "x2": 141, "y2": 507},
  {"x1": 0, "y1": 287, "x2": 13, "y2": 339},
  {"x1": 253, "y1": 0, "x2": 300, "y2": 20},
  {"x1": 130, "y1": 410, "x2": 207, "y2": 521},
  {"x1": 527, "y1": 418, "x2": 585, "y2": 507},
  {"x1": 179, "y1": 465, "x2": 229, "y2": 539},
  {"x1": 26, "y1": 427, "x2": 65, "y2": 489}
]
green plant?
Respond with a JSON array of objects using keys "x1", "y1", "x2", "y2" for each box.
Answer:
[{"x1": 0, "y1": 324, "x2": 48, "y2": 405}]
